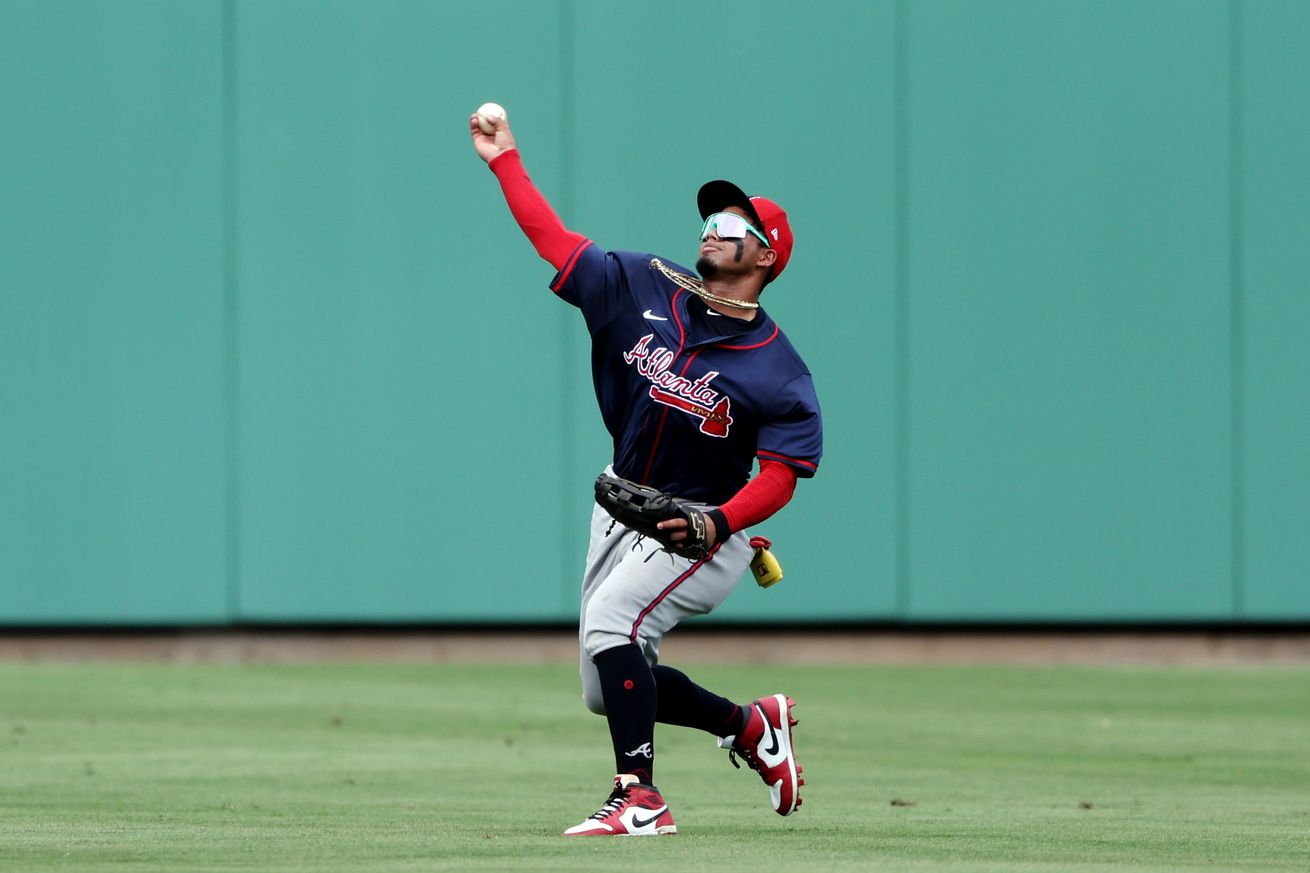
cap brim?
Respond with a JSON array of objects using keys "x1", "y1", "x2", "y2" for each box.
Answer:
[{"x1": 697, "y1": 180, "x2": 764, "y2": 228}]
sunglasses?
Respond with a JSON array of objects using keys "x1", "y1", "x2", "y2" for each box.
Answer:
[{"x1": 699, "y1": 212, "x2": 771, "y2": 248}]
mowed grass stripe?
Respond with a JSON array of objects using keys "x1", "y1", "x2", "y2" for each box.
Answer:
[{"x1": 1, "y1": 662, "x2": 1307, "y2": 871}]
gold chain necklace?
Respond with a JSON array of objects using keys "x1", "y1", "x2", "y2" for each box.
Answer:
[{"x1": 648, "y1": 258, "x2": 760, "y2": 310}]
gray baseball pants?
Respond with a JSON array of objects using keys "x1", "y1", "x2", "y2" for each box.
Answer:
[{"x1": 578, "y1": 471, "x2": 752, "y2": 714}]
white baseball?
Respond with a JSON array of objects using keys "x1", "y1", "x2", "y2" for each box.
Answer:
[{"x1": 475, "y1": 102, "x2": 507, "y2": 135}]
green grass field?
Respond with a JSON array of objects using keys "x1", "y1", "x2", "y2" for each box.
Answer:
[{"x1": 2, "y1": 660, "x2": 1307, "y2": 872}]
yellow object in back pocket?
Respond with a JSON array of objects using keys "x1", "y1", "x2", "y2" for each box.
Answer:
[{"x1": 748, "y1": 536, "x2": 783, "y2": 588}]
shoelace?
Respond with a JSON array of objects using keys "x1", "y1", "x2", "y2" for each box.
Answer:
[
  {"x1": 588, "y1": 787, "x2": 628, "y2": 821},
  {"x1": 727, "y1": 746, "x2": 760, "y2": 773}
]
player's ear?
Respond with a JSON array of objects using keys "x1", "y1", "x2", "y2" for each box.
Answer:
[{"x1": 756, "y1": 247, "x2": 778, "y2": 270}]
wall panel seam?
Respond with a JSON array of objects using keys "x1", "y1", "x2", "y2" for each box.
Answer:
[
  {"x1": 559, "y1": 0, "x2": 577, "y2": 616},
  {"x1": 1228, "y1": 0, "x2": 1246, "y2": 619},
  {"x1": 222, "y1": 0, "x2": 241, "y2": 622},
  {"x1": 893, "y1": 0, "x2": 910, "y2": 619}
]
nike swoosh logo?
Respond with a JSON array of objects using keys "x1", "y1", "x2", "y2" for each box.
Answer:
[
  {"x1": 643, "y1": 310, "x2": 668, "y2": 321},
  {"x1": 630, "y1": 807, "x2": 667, "y2": 829},
  {"x1": 706, "y1": 308, "x2": 723, "y2": 316},
  {"x1": 759, "y1": 703, "x2": 781, "y2": 756}
]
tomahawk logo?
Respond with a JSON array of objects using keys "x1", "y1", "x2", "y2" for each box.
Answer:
[{"x1": 623, "y1": 334, "x2": 734, "y2": 438}]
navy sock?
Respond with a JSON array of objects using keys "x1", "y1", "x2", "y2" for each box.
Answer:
[
  {"x1": 593, "y1": 643, "x2": 657, "y2": 784},
  {"x1": 652, "y1": 664, "x2": 745, "y2": 737}
]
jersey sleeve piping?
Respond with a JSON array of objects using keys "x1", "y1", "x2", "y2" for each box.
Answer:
[
  {"x1": 757, "y1": 449, "x2": 819, "y2": 473},
  {"x1": 550, "y1": 239, "x2": 594, "y2": 293}
]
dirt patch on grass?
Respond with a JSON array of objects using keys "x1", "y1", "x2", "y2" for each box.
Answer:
[{"x1": 1, "y1": 628, "x2": 1308, "y2": 665}]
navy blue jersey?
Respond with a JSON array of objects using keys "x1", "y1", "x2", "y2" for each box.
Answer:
[{"x1": 550, "y1": 242, "x2": 823, "y2": 505}]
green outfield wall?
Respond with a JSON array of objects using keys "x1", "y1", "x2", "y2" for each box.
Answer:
[{"x1": 2, "y1": 0, "x2": 1307, "y2": 625}]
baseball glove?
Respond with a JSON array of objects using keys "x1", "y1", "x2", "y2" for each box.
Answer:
[{"x1": 594, "y1": 473, "x2": 712, "y2": 560}]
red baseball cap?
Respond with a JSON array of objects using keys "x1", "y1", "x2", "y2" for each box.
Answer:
[{"x1": 697, "y1": 180, "x2": 794, "y2": 283}]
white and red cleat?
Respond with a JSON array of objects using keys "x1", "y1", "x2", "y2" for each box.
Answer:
[
  {"x1": 720, "y1": 694, "x2": 804, "y2": 815},
  {"x1": 563, "y1": 774, "x2": 678, "y2": 836}
]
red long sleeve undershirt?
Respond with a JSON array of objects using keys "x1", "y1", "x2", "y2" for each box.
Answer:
[
  {"x1": 487, "y1": 148, "x2": 799, "y2": 537},
  {"x1": 488, "y1": 149, "x2": 586, "y2": 270},
  {"x1": 715, "y1": 460, "x2": 797, "y2": 536}
]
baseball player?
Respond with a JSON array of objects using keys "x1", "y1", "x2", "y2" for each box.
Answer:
[{"x1": 470, "y1": 109, "x2": 823, "y2": 837}]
